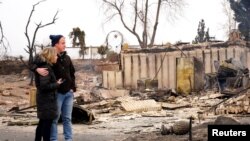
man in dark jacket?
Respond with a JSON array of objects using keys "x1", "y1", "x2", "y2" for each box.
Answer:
[{"x1": 32, "y1": 35, "x2": 76, "y2": 141}]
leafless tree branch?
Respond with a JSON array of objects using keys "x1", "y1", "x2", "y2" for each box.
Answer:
[
  {"x1": 25, "y1": 0, "x2": 46, "y2": 51},
  {"x1": 25, "y1": 0, "x2": 58, "y2": 63},
  {"x1": 102, "y1": 0, "x2": 185, "y2": 48},
  {"x1": 0, "y1": 22, "x2": 6, "y2": 49},
  {"x1": 103, "y1": 0, "x2": 143, "y2": 47},
  {"x1": 132, "y1": 0, "x2": 138, "y2": 32},
  {"x1": 0, "y1": 22, "x2": 10, "y2": 57},
  {"x1": 24, "y1": 0, "x2": 59, "y2": 85}
]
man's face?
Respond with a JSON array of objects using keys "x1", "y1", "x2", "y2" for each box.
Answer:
[{"x1": 55, "y1": 37, "x2": 66, "y2": 53}]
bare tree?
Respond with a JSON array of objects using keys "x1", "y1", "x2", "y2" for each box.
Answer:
[
  {"x1": 101, "y1": 0, "x2": 185, "y2": 48},
  {"x1": 0, "y1": 22, "x2": 9, "y2": 57},
  {"x1": 0, "y1": 2, "x2": 10, "y2": 58},
  {"x1": 24, "y1": 0, "x2": 59, "y2": 85}
]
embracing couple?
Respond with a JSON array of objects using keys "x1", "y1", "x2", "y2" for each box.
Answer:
[{"x1": 31, "y1": 35, "x2": 76, "y2": 141}]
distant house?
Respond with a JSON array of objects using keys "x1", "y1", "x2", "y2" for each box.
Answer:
[
  {"x1": 66, "y1": 46, "x2": 102, "y2": 59},
  {"x1": 84, "y1": 46, "x2": 102, "y2": 59},
  {"x1": 66, "y1": 45, "x2": 140, "y2": 59}
]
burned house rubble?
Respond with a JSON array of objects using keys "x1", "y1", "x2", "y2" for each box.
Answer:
[{"x1": 1, "y1": 40, "x2": 250, "y2": 141}]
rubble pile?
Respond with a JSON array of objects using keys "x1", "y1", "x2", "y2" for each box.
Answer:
[
  {"x1": 215, "y1": 93, "x2": 250, "y2": 114},
  {"x1": 1, "y1": 58, "x2": 250, "y2": 141},
  {"x1": 0, "y1": 75, "x2": 30, "y2": 111}
]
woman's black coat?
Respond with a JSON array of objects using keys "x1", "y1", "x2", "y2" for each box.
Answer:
[{"x1": 34, "y1": 61, "x2": 59, "y2": 120}]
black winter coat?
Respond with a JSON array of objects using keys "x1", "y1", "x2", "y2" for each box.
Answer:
[
  {"x1": 52, "y1": 51, "x2": 76, "y2": 94},
  {"x1": 34, "y1": 61, "x2": 59, "y2": 120}
]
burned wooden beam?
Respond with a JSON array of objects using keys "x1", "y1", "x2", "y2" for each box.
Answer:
[
  {"x1": 7, "y1": 104, "x2": 95, "y2": 125},
  {"x1": 161, "y1": 103, "x2": 191, "y2": 110},
  {"x1": 7, "y1": 119, "x2": 38, "y2": 126},
  {"x1": 8, "y1": 105, "x2": 36, "y2": 113},
  {"x1": 69, "y1": 104, "x2": 94, "y2": 125}
]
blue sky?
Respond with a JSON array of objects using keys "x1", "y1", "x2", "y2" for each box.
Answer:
[{"x1": 0, "y1": 0, "x2": 229, "y2": 59}]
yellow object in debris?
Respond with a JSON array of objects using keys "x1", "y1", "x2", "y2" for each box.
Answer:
[
  {"x1": 29, "y1": 87, "x2": 37, "y2": 106},
  {"x1": 176, "y1": 58, "x2": 194, "y2": 95},
  {"x1": 176, "y1": 57, "x2": 204, "y2": 95},
  {"x1": 122, "y1": 43, "x2": 129, "y2": 50}
]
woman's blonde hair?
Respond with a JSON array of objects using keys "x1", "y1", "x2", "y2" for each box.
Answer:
[{"x1": 39, "y1": 48, "x2": 57, "y2": 65}]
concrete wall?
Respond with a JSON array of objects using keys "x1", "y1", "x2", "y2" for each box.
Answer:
[
  {"x1": 103, "y1": 71, "x2": 123, "y2": 89},
  {"x1": 120, "y1": 46, "x2": 249, "y2": 89}
]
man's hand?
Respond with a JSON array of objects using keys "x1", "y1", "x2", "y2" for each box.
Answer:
[
  {"x1": 36, "y1": 68, "x2": 48, "y2": 76},
  {"x1": 57, "y1": 78, "x2": 63, "y2": 85}
]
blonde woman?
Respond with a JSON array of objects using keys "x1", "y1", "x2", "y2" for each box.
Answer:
[{"x1": 34, "y1": 48, "x2": 63, "y2": 141}]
